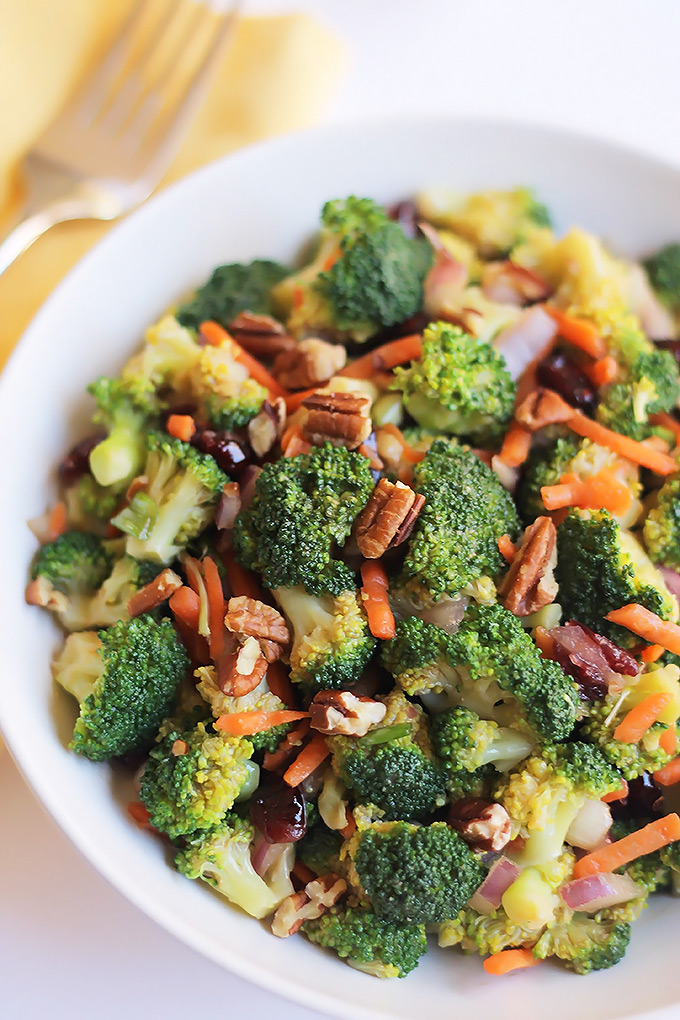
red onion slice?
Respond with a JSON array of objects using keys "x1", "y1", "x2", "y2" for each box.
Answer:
[
  {"x1": 215, "y1": 481, "x2": 241, "y2": 530},
  {"x1": 467, "y1": 856, "x2": 521, "y2": 914},
  {"x1": 565, "y1": 799, "x2": 612, "y2": 851},
  {"x1": 251, "y1": 835, "x2": 288, "y2": 877},
  {"x1": 482, "y1": 261, "x2": 553, "y2": 306},
  {"x1": 419, "y1": 595, "x2": 469, "y2": 634},
  {"x1": 239, "y1": 465, "x2": 263, "y2": 510},
  {"x1": 560, "y1": 872, "x2": 642, "y2": 912},
  {"x1": 661, "y1": 567, "x2": 680, "y2": 601},
  {"x1": 628, "y1": 264, "x2": 676, "y2": 341},
  {"x1": 493, "y1": 306, "x2": 557, "y2": 380}
]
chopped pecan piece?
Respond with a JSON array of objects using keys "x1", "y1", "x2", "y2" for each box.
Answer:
[
  {"x1": 354, "y1": 478, "x2": 425, "y2": 558},
  {"x1": 309, "y1": 691, "x2": 387, "y2": 737},
  {"x1": 450, "y1": 799, "x2": 512, "y2": 853},
  {"x1": 127, "y1": 568, "x2": 183, "y2": 618},
  {"x1": 25, "y1": 576, "x2": 68, "y2": 612},
  {"x1": 126, "y1": 474, "x2": 149, "y2": 501},
  {"x1": 499, "y1": 516, "x2": 558, "y2": 616},
  {"x1": 228, "y1": 311, "x2": 296, "y2": 358},
  {"x1": 515, "y1": 387, "x2": 574, "y2": 432},
  {"x1": 301, "y1": 391, "x2": 372, "y2": 450},
  {"x1": 247, "y1": 398, "x2": 287, "y2": 458},
  {"x1": 271, "y1": 874, "x2": 347, "y2": 937},
  {"x1": 224, "y1": 595, "x2": 290, "y2": 648},
  {"x1": 273, "y1": 337, "x2": 347, "y2": 390},
  {"x1": 217, "y1": 636, "x2": 268, "y2": 696},
  {"x1": 171, "y1": 738, "x2": 188, "y2": 756},
  {"x1": 215, "y1": 482, "x2": 241, "y2": 531}
]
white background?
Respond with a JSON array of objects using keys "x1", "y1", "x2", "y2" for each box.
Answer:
[{"x1": 5, "y1": 1, "x2": 680, "y2": 1017}]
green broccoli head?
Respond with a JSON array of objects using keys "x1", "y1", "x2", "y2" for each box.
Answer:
[
  {"x1": 532, "y1": 916, "x2": 631, "y2": 974},
  {"x1": 87, "y1": 376, "x2": 157, "y2": 488},
  {"x1": 119, "y1": 431, "x2": 228, "y2": 563},
  {"x1": 176, "y1": 259, "x2": 290, "y2": 331},
  {"x1": 51, "y1": 615, "x2": 189, "y2": 761},
  {"x1": 556, "y1": 509, "x2": 678, "y2": 646},
  {"x1": 233, "y1": 443, "x2": 373, "y2": 595},
  {"x1": 596, "y1": 346, "x2": 680, "y2": 440},
  {"x1": 611, "y1": 818, "x2": 671, "y2": 894},
  {"x1": 139, "y1": 718, "x2": 255, "y2": 839},
  {"x1": 396, "y1": 440, "x2": 520, "y2": 605},
  {"x1": 438, "y1": 906, "x2": 539, "y2": 955},
  {"x1": 644, "y1": 475, "x2": 680, "y2": 569},
  {"x1": 70, "y1": 474, "x2": 124, "y2": 523},
  {"x1": 417, "y1": 186, "x2": 551, "y2": 257},
  {"x1": 297, "y1": 821, "x2": 344, "y2": 877},
  {"x1": 347, "y1": 820, "x2": 485, "y2": 925},
  {"x1": 273, "y1": 586, "x2": 375, "y2": 691},
  {"x1": 32, "y1": 530, "x2": 114, "y2": 596},
  {"x1": 175, "y1": 811, "x2": 295, "y2": 918},
  {"x1": 302, "y1": 905, "x2": 428, "y2": 978},
  {"x1": 392, "y1": 322, "x2": 515, "y2": 443},
  {"x1": 194, "y1": 664, "x2": 294, "y2": 752},
  {"x1": 382, "y1": 607, "x2": 580, "y2": 743},
  {"x1": 429, "y1": 706, "x2": 535, "y2": 781},
  {"x1": 643, "y1": 242, "x2": 680, "y2": 312},
  {"x1": 660, "y1": 838, "x2": 680, "y2": 894},
  {"x1": 203, "y1": 389, "x2": 267, "y2": 431}
]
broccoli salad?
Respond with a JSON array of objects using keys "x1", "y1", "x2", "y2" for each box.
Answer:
[{"x1": 27, "y1": 190, "x2": 680, "y2": 980}]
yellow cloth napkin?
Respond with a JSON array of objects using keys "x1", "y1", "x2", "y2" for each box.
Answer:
[{"x1": 0, "y1": 1, "x2": 345, "y2": 369}]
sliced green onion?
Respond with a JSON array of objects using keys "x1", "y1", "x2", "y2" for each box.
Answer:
[
  {"x1": 360, "y1": 723, "x2": 410, "y2": 746},
  {"x1": 111, "y1": 491, "x2": 158, "y2": 540}
]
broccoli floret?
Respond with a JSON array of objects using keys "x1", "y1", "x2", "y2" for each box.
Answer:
[
  {"x1": 87, "y1": 376, "x2": 157, "y2": 488},
  {"x1": 273, "y1": 586, "x2": 375, "y2": 691},
  {"x1": 139, "y1": 718, "x2": 255, "y2": 839},
  {"x1": 274, "y1": 196, "x2": 432, "y2": 343},
  {"x1": 70, "y1": 474, "x2": 124, "y2": 523},
  {"x1": 495, "y1": 744, "x2": 623, "y2": 866},
  {"x1": 430, "y1": 707, "x2": 535, "y2": 790},
  {"x1": 176, "y1": 259, "x2": 290, "y2": 331},
  {"x1": 438, "y1": 907, "x2": 539, "y2": 955},
  {"x1": 556, "y1": 509, "x2": 678, "y2": 646},
  {"x1": 203, "y1": 390, "x2": 266, "y2": 431},
  {"x1": 596, "y1": 329, "x2": 680, "y2": 440},
  {"x1": 32, "y1": 530, "x2": 114, "y2": 596},
  {"x1": 395, "y1": 440, "x2": 520, "y2": 605},
  {"x1": 580, "y1": 664, "x2": 680, "y2": 778},
  {"x1": 190, "y1": 338, "x2": 267, "y2": 428},
  {"x1": 119, "y1": 431, "x2": 228, "y2": 563},
  {"x1": 51, "y1": 615, "x2": 188, "y2": 761},
  {"x1": 417, "y1": 186, "x2": 551, "y2": 257},
  {"x1": 644, "y1": 476, "x2": 680, "y2": 569},
  {"x1": 392, "y1": 322, "x2": 515, "y2": 443},
  {"x1": 532, "y1": 916, "x2": 631, "y2": 974},
  {"x1": 195, "y1": 665, "x2": 293, "y2": 752},
  {"x1": 297, "y1": 823, "x2": 344, "y2": 877},
  {"x1": 233, "y1": 443, "x2": 373, "y2": 595},
  {"x1": 302, "y1": 905, "x2": 427, "y2": 978},
  {"x1": 610, "y1": 818, "x2": 671, "y2": 894},
  {"x1": 175, "y1": 811, "x2": 294, "y2": 918},
  {"x1": 660, "y1": 839, "x2": 680, "y2": 894},
  {"x1": 120, "y1": 315, "x2": 203, "y2": 400},
  {"x1": 347, "y1": 820, "x2": 485, "y2": 925},
  {"x1": 382, "y1": 607, "x2": 580, "y2": 743},
  {"x1": 643, "y1": 243, "x2": 680, "y2": 313}
]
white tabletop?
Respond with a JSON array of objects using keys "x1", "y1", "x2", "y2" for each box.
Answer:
[{"x1": 5, "y1": 2, "x2": 680, "y2": 1017}]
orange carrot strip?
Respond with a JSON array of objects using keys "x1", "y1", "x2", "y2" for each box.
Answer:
[
  {"x1": 605, "y1": 603, "x2": 680, "y2": 656},
  {"x1": 498, "y1": 423, "x2": 531, "y2": 468},
  {"x1": 203, "y1": 555, "x2": 225, "y2": 661},
  {"x1": 283, "y1": 733, "x2": 330, "y2": 787},
  {"x1": 293, "y1": 860, "x2": 317, "y2": 885},
  {"x1": 285, "y1": 387, "x2": 318, "y2": 414},
  {"x1": 533, "y1": 626, "x2": 556, "y2": 660},
  {"x1": 358, "y1": 442, "x2": 383, "y2": 471},
  {"x1": 128, "y1": 801, "x2": 152, "y2": 829},
  {"x1": 215, "y1": 710, "x2": 310, "y2": 735},
  {"x1": 379, "y1": 423, "x2": 426, "y2": 464},
  {"x1": 497, "y1": 534, "x2": 517, "y2": 562},
  {"x1": 199, "y1": 320, "x2": 288, "y2": 398},
  {"x1": 641, "y1": 643, "x2": 665, "y2": 664},
  {"x1": 660, "y1": 726, "x2": 678, "y2": 756},
  {"x1": 322, "y1": 247, "x2": 341, "y2": 272},
  {"x1": 573, "y1": 813, "x2": 680, "y2": 879},
  {"x1": 221, "y1": 549, "x2": 264, "y2": 601},
  {"x1": 613, "y1": 692, "x2": 672, "y2": 743},
  {"x1": 46, "y1": 501, "x2": 67, "y2": 542},
  {"x1": 169, "y1": 585, "x2": 201, "y2": 630},
  {"x1": 540, "y1": 469, "x2": 632, "y2": 516},
  {"x1": 587, "y1": 356, "x2": 618, "y2": 388},
  {"x1": 263, "y1": 720, "x2": 311, "y2": 771},
  {"x1": 284, "y1": 434, "x2": 312, "y2": 458},
  {"x1": 483, "y1": 948, "x2": 540, "y2": 976},
  {"x1": 360, "y1": 561, "x2": 396, "y2": 640},
  {"x1": 166, "y1": 414, "x2": 196, "y2": 442},
  {"x1": 568, "y1": 411, "x2": 677, "y2": 475},
  {"x1": 339, "y1": 333, "x2": 422, "y2": 380},
  {"x1": 654, "y1": 756, "x2": 680, "y2": 786},
  {"x1": 602, "y1": 780, "x2": 629, "y2": 803},
  {"x1": 545, "y1": 306, "x2": 606, "y2": 359},
  {"x1": 339, "y1": 809, "x2": 357, "y2": 840},
  {"x1": 651, "y1": 412, "x2": 680, "y2": 445},
  {"x1": 266, "y1": 660, "x2": 296, "y2": 708}
]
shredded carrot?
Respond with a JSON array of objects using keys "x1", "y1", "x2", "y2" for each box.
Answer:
[
  {"x1": 602, "y1": 780, "x2": 629, "y2": 803},
  {"x1": 567, "y1": 411, "x2": 677, "y2": 475},
  {"x1": 498, "y1": 423, "x2": 531, "y2": 468},
  {"x1": 199, "y1": 319, "x2": 288, "y2": 398},
  {"x1": 545, "y1": 306, "x2": 606, "y2": 359},
  {"x1": 202, "y1": 556, "x2": 225, "y2": 661},
  {"x1": 265, "y1": 660, "x2": 296, "y2": 708},
  {"x1": 219, "y1": 547, "x2": 263, "y2": 601},
  {"x1": 660, "y1": 726, "x2": 678, "y2": 757},
  {"x1": 360, "y1": 561, "x2": 396, "y2": 640},
  {"x1": 166, "y1": 413, "x2": 195, "y2": 442},
  {"x1": 379, "y1": 423, "x2": 426, "y2": 464},
  {"x1": 654, "y1": 756, "x2": 680, "y2": 786},
  {"x1": 46, "y1": 501, "x2": 67, "y2": 541},
  {"x1": 358, "y1": 442, "x2": 383, "y2": 471},
  {"x1": 613, "y1": 692, "x2": 673, "y2": 743},
  {"x1": 540, "y1": 468, "x2": 632, "y2": 516},
  {"x1": 339, "y1": 809, "x2": 357, "y2": 840},
  {"x1": 339, "y1": 333, "x2": 423, "y2": 380},
  {"x1": 284, "y1": 387, "x2": 318, "y2": 413},
  {"x1": 586, "y1": 356, "x2": 618, "y2": 388},
  {"x1": 284, "y1": 434, "x2": 312, "y2": 457},
  {"x1": 293, "y1": 860, "x2": 317, "y2": 886},
  {"x1": 641, "y1": 643, "x2": 665, "y2": 664},
  {"x1": 215, "y1": 709, "x2": 310, "y2": 735},
  {"x1": 533, "y1": 626, "x2": 556, "y2": 660},
  {"x1": 128, "y1": 801, "x2": 152, "y2": 829},
  {"x1": 169, "y1": 585, "x2": 201, "y2": 630},
  {"x1": 573, "y1": 813, "x2": 680, "y2": 879},
  {"x1": 483, "y1": 948, "x2": 540, "y2": 976},
  {"x1": 262, "y1": 719, "x2": 311, "y2": 770},
  {"x1": 322, "y1": 247, "x2": 341, "y2": 272},
  {"x1": 283, "y1": 733, "x2": 330, "y2": 787},
  {"x1": 651, "y1": 412, "x2": 680, "y2": 445},
  {"x1": 605, "y1": 603, "x2": 680, "y2": 657},
  {"x1": 497, "y1": 534, "x2": 517, "y2": 562},
  {"x1": 292, "y1": 286, "x2": 304, "y2": 309}
]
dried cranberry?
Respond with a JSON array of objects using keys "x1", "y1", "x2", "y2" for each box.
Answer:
[
  {"x1": 536, "y1": 350, "x2": 597, "y2": 413},
  {"x1": 655, "y1": 340, "x2": 680, "y2": 366},
  {"x1": 610, "y1": 773, "x2": 664, "y2": 820},
  {"x1": 192, "y1": 428, "x2": 250, "y2": 477},
  {"x1": 569, "y1": 621, "x2": 639, "y2": 677},
  {"x1": 58, "y1": 432, "x2": 106, "y2": 485},
  {"x1": 250, "y1": 778, "x2": 307, "y2": 843},
  {"x1": 386, "y1": 199, "x2": 420, "y2": 239}
]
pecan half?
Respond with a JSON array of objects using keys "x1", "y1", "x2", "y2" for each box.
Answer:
[
  {"x1": 450, "y1": 799, "x2": 512, "y2": 853},
  {"x1": 217, "y1": 636, "x2": 268, "y2": 696},
  {"x1": 271, "y1": 874, "x2": 347, "y2": 937},
  {"x1": 273, "y1": 337, "x2": 347, "y2": 390},
  {"x1": 515, "y1": 387, "x2": 574, "y2": 432},
  {"x1": 127, "y1": 568, "x2": 183, "y2": 618},
  {"x1": 499, "y1": 516, "x2": 558, "y2": 616},
  {"x1": 228, "y1": 311, "x2": 296, "y2": 359},
  {"x1": 354, "y1": 478, "x2": 425, "y2": 558},
  {"x1": 301, "y1": 391, "x2": 372, "y2": 450},
  {"x1": 224, "y1": 595, "x2": 290, "y2": 651},
  {"x1": 247, "y1": 398, "x2": 287, "y2": 458},
  {"x1": 25, "y1": 576, "x2": 68, "y2": 612},
  {"x1": 309, "y1": 691, "x2": 387, "y2": 737}
]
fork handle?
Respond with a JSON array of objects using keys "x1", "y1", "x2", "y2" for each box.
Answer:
[{"x1": 0, "y1": 198, "x2": 96, "y2": 275}]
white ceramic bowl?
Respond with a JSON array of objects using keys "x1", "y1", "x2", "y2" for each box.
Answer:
[{"x1": 2, "y1": 117, "x2": 680, "y2": 1020}]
